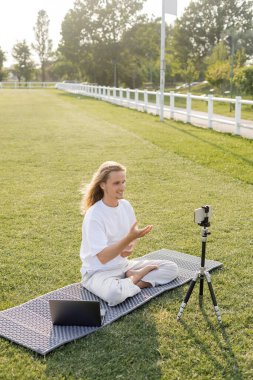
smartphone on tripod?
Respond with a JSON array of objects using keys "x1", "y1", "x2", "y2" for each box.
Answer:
[{"x1": 194, "y1": 205, "x2": 212, "y2": 226}]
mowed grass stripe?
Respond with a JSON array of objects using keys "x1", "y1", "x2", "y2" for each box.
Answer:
[{"x1": 0, "y1": 90, "x2": 252, "y2": 380}]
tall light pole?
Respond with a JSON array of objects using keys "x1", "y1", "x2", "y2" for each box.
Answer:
[
  {"x1": 159, "y1": 0, "x2": 177, "y2": 122},
  {"x1": 159, "y1": 0, "x2": 166, "y2": 121}
]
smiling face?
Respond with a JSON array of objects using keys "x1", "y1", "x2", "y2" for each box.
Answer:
[{"x1": 100, "y1": 170, "x2": 126, "y2": 207}]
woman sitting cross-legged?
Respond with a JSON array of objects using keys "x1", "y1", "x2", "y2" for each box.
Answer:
[{"x1": 80, "y1": 161, "x2": 179, "y2": 306}]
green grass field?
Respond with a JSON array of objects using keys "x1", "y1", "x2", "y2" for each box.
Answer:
[{"x1": 0, "y1": 89, "x2": 252, "y2": 380}]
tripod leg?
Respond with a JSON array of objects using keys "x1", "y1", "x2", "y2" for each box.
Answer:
[
  {"x1": 199, "y1": 238, "x2": 207, "y2": 297},
  {"x1": 205, "y1": 271, "x2": 222, "y2": 324},
  {"x1": 199, "y1": 274, "x2": 204, "y2": 297},
  {"x1": 177, "y1": 272, "x2": 199, "y2": 321}
]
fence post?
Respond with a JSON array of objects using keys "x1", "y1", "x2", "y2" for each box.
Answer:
[
  {"x1": 135, "y1": 89, "x2": 138, "y2": 110},
  {"x1": 126, "y1": 88, "x2": 130, "y2": 107},
  {"x1": 113, "y1": 87, "x2": 116, "y2": 101},
  {"x1": 170, "y1": 91, "x2": 174, "y2": 119},
  {"x1": 186, "y1": 93, "x2": 191, "y2": 123},
  {"x1": 208, "y1": 95, "x2": 213, "y2": 129},
  {"x1": 144, "y1": 90, "x2": 148, "y2": 112},
  {"x1": 119, "y1": 88, "x2": 123, "y2": 105},
  {"x1": 156, "y1": 91, "x2": 160, "y2": 116},
  {"x1": 235, "y1": 96, "x2": 241, "y2": 136}
]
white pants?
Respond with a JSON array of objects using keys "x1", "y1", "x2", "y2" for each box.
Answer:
[{"x1": 81, "y1": 259, "x2": 179, "y2": 306}]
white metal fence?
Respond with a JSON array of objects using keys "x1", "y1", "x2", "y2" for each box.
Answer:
[
  {"x1": 0, "y1": 82, "x2": 57, "y2": 89},
  {"x1": 55, "y1": 83, "x2": 253, "y2": 139}
]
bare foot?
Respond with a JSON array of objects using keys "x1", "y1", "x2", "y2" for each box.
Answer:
[
  {"x1": 125, "y1": 265, "x2": 158, "y2": 285},
  {"x1": 136, "y1": 280, "x2": 152, "y2": 289}
]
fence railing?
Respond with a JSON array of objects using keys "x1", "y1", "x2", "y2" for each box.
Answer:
[
  {"x1": 0, "y1": 82, "x2": 58, "y2": 89},
  {"x1": 56, "y1": 83, "x2": 253, "y2": 138}
]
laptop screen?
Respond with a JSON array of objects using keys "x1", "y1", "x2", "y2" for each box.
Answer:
[{"x1": 49, "y1": 300, "x2": 105, "y2": 327}]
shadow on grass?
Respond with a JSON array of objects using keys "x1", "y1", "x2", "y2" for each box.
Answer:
[
  {"x1": 179, "y1": 299, "x2": 243, "y2": 380},
  {"x1": 44, "y1": 311, "x2": 162, "y2": 380},
  {"x1": 199, "y1": 301, "x2": 243, "y2": 380},
  {"x1": 165, "y1": 120, "x2": 253, "y2": 167}
]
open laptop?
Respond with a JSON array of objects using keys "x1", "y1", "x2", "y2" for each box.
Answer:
[{"x1": 49, "y1": 300, "x2": 106, "y2": 327}]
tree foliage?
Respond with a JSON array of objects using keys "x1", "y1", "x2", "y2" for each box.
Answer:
[
  {"x1": 12, "y1": 40, "x2": 34, "y2": 82},
  {"x1": 32, "y1": 10, "x2": 53, "y2": 81},
  {"x1": 119, "y1": 19, "x2": 161, "y2": 87},
  {"x1": 181, "y1": 59, "x2": 199, "y2": 89},
  {"x1": 205, "y1": 61, "x2": 230, "y2": 91},
  {"x1": 205, "y1": 42, "x2": 229, "y2": 66},
  {"x1": 234, "y1": 65, "x2": 253, "y2": 96},
  {"x1": 59, "y1": 0, "x2": 145, "y2": 85},
  {"x1": 0, "y1": 47, "x2": 6, "y2": 81},
  {"x1": 171, "y1": 0, "x2": 253, "y2": 76},
  {"x1": 52, "y1": 0, "x2": 253, "y2": 91}
]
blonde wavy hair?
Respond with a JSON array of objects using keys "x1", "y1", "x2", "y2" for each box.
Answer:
[{"x1": 80, "y1": 161, "x2": 126, "y2": 214}]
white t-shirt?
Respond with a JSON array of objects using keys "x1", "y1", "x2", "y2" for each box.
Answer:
[{"x1": 80, "y1": 199, "x2": 136, "y2": 275}]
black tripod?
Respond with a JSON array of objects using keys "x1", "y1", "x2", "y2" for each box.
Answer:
[{"x1": 177, "y1": 207, "x2": 222, "y2": 324}]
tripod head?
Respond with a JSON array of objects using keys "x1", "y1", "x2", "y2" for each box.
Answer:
[{"x1": 194, "y1": 205, "x2": 212, "y2": 227}]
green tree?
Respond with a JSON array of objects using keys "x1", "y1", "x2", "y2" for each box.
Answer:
[
  {"x1": 235, "y1": 49, "x2": 247, "y2": 68},
  {"x1": 234, "y1": 66, "x2": 253, "y2": 97},
  {"x1": 32, "y1": 10, "x2": 53, "y2": 81},
  {"x1": 205, "y1": 41, "x2": 229, "y2": 66},
  {"x1": 205, "y1": 61, "x2": 230, "y2": 92},
  {"x1": 0, "y1": 47, "x2": 7, "y2": 81},
  {"x1": 181, "y1": 59, "x2": 200, "y2": 90},
  {"x1": 171, "y1": 0, "x2": 253, "y2": 77},
  {"x1": 205, "y1": 42, "x2": 230, "y2": 92},
  {"x1": 12, "y1": 40, "x2": 34, "y2": 82},
  {"x1": 51, "y1": 52, "x2": 82, "y2": 81},
  {"x1": 59, "y1": 0, "x2": 145, "y2": 85},
  {"x1": 120, "y1": 19, "x2": 161, "y2": 88}
]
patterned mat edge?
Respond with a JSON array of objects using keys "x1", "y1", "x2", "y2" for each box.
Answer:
[{"x1": 0, "y1": 277, "x2": 211, "y2": 355}]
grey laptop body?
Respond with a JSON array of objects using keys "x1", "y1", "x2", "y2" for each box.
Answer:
[{"x1": 49, "y1": 300, "x2": 105, "y2": 327}]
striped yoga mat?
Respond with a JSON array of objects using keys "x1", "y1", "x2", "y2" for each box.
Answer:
[{"x1": 0, "y1": 249, "x2": 222, "y2": 355}]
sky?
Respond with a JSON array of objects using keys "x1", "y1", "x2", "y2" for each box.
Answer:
[{"x1": 0, "y1": 0, "x2": 191, "y2": 67}]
